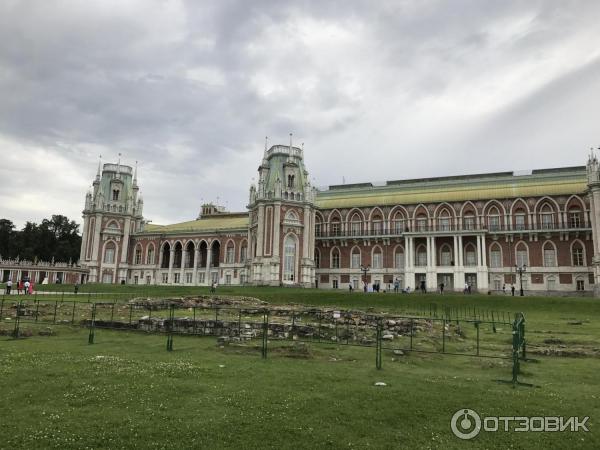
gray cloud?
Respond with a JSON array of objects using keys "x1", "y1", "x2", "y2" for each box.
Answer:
[{"x1": 1, "y1": 0, "x2": 599, "y2": 227}]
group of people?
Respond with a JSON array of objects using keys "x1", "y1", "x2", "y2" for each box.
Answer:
[{"x1": 4, "y1": 279, "x2": 34, "y2": 295}]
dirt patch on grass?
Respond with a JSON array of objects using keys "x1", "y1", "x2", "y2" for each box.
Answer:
[{"x1": 529, "y1": 345, "x2": 600, "y2": 358}]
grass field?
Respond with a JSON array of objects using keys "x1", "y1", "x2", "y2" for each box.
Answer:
[{"x1": 1, "y1": 286, "x2": 599, "y2": 449}]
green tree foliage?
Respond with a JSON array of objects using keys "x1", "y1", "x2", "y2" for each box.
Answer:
[{"x1": 0, "y1": 215, "x2": 81, "y2": 262}]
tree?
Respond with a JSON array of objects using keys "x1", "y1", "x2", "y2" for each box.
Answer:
[{"x1": 0, "y1": 219, "x2": 15, "y2": 258}]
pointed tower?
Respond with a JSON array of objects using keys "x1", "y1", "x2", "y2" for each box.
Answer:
[
  {"x1": 247, "y1": 136, "x2": 317, "y2": 287},
  {"x1": 80, "y1": 160, "x2": 144, "y2": 283},
  {"x1": 586, "y1": 147, "x2": 600, "y2": 296}
]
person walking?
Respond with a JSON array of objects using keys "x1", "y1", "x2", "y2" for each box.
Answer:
[
  {"x1": 394, "y1": 278, "x2": 400, "y2": 294},
  {"x1": 467, "y1": 283, "x2": 472, "y2": 294},
  {"x1": 5, "y1": 279, "x2": 12, "y2": 295},
  {"x1": 511, "y1": 285, "x2": 515, "y2": 296},
  {"x1": 502, "y1": 284, "x2": 506, "y2": 295},
  {"x1": 348, "y1": 283, "x2": 353, "y2": 292},
  {"x1": 74, "y1": 282, "x2": 79, "y2": 295},
  {"x1": 24, "y1": 280, "x2": 30, "y2": 295},
  {"x1": 439, "y1": 282, "x2": 444, "y2": 295}
]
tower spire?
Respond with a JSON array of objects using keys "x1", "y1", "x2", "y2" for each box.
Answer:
[
  {"x1": 289, "y1": 132, "x2": 293, "y2": 150},
  {"x1": 133, "y1": 160, "x2": 138, "y2": 187},
  {"x1": 95, "y1": 154, "x2": 102, "y2": 181}
]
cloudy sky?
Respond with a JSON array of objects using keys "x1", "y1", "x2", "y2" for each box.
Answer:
[{"x1": 1, "y1": 0, "x2": 599, "y2": 229}]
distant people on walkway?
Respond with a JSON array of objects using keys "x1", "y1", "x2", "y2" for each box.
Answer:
[
  {"x1": 363, "y1": 282, "x2": 368, "y2": 293},
  {"x1": 5, "y1": 279, "x2": 11, "y2": 295},
  {"x1": 24, "y1": 280, "x2": 30, "y2": 295},
  {"x1": 420, "y1": 280, "x2": 426, "y2": 294},
  {"x1": 402, "y1": 286, "x2": 411, "y2": 294},
  {"x1": 74, "y1": 282, "x2": 79, "y2": 294},
  {"x1": 210, "y1": 282, "x2": 217, "y2": 293},
  {"x1": 439, "y1": 282, "x2": 444, "y2": 294},
  {"x1": 348, "y1": 283, "x2": 353, "y2": 292},
  {"x1": 502, "y1": 284, "x2": 506, "y2": 295},
  {"x1": 394, "y1": 278, "x2": 400, "y2": 293},
  {"x1": 511, "y1": 285, "x2": 515, "y2": 296},
  {"x1": 463, "y1": 282, "x2": 468, "y2": 294},
  {"x1": 468, "y1": 283, "x2": 472, "y2": 294}
]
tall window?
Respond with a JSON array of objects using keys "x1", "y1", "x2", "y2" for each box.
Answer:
[
  {"x1": 572, "y1": 245, "x2": 584, "y2": 266},
  {"x1": 315, "y1": 223, "x2": 322, "y2": 236},
  {"x1": 134, "y1": 246, "x2": 142, "y2": 265},
  {"x1": 569, "y1": 210, "x2": 582, "y2": 228},
  {"x1": 283, "y1": 236, "x2": 296, "y2": 281},
  {"x1": 465, "y1": 245, "x2": 476, "y2": 266},
  {"x1": 314, "y1": 249, "x2": 320, "y2": 268},
  {"x1": 287, "y1": 174, "x2": 295, "y2": 188},
  {"x1": 516, "y1": 245, "x2": 528, "y2": 267},
  {"x1": 226, "y1": 242, "x2": 235, "y2": 264},
  {"x1": 331, "y1": 249, "x2": 340, "y2": 269},
  {"x1": 350, "y1": 215, "x2": 362, "y2": 236},
  {"x1": 112, "y1": 190, "x2": 119, "y2": 201},
  {"x1": 439, "y1": 245, "x2": 452, "y2": 266},
  {"x1": 463, "y1": 215, "x2": 475, "y2": 231},
  {"x1": 372, "y1": 216, "x2": 383, "y2": 235},
  {"x1": 488, "y1": 210, "x2": 500, "y2": 231},
  {"x1": 240, "y1": 243, "x2": 248, "y2": 262},
  {"x1": 372, "y1": 248, "x2": 382, "y2": 269},
  {"x1": 416, "y1": 245, "x2": 427, "y2": 266},
  {"x1": 394, "y1": 248, "x2": 405, "y2": 269},
  {"x1": 490, "y1": 247, "x2": 502, "y2": 268},
  {"x1": 543, "y1": 245, "x2": 556, "y2": 267},
  {"x1": 515, "y1": 213, "x2": 526, "y2": 230},
  {"x1": 331, "y1": 220, "x2": 340, "y2": 236},
  {"x1": 540, "y1": 205, "x2": 554, "y2": 229},
  {"x1": 351, "y1": 248, "x2": 361, "y2": 269},
  {"x1": 146, "y1": 246, "x2": 155, "y2": 265},
  {"x1": 416, "y1": 216, "x2": 427, "y2": 232},
  {"x1": 393, "y1": 214, "x2": 405, "y2": 234},
  {"x1": 104, "y1": 244, "x2": 115, "y2": 263}
]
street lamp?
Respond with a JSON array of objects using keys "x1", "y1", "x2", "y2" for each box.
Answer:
[
  {"x1": 515, "y1": 264, "x2": 527, "y2": 297},
  {"x1": 360, "y1": 264, "x2": 370, "y2": 293}
]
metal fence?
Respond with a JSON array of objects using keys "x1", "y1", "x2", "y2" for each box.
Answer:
[{"x1": 1, "y1": 298, "x2": 529, "y2": 386}]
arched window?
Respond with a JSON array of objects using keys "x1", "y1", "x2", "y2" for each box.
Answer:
[
  {"x1": 331, "y1": 248, "x2": 340, "y2": 269},
  {"x1": 146, "y1": 244, "x2": 155, "y2": 265},
  {"x1": 489, "y1": 244, "x2": 502, "y2": 268},
  {"x1": 488, "y1": 206, "x2": 501, "y2": 231},
  {"x1": 515, "y1": 243, "x2": 528, "y2": 267},
  {"x1": 350, "y1": 247, "x2": 361, "y2": 268},
  {"x1": 514, "y1": 207, "x2": 527, "y2": 231},
  {"x1": 464, "y1": 244, "x2": 477, "y2": 266},
  {"x1": 161, "y1": 242, "x2": 170, "y2": 268},
  {"x1": 283, "y1": 235, "x2": 297, "y2": 281},
  {"x1": 543, "y1": 242, "x2": 556, "y2": 267},
  {"x1": 104, "y1": 242, "x2": 116, "y2": 264},
  {"x1": 371, "y1": 213, "x2": 383, "y2": 235},
  {"x1": 392, "y1": 211, "x2": 406, "y2": 234},
  {"x1": 240, "y1": 241, "x2": 248, "y2": 263},
  {"x1": 315, "y1": 216, "x2": 322, "y2": 237},
  {"x1": 463, "y1": 213, "x2": 476, "y2": 231},
  {"x1": 416, "y1": 213, "x2": 428, "y2": 232},
  {"x1": 539, "y1": 204, "x2": 555, "y2": 230},
  {"x1": 568, "y1": 206, "x2": 583, "y2": 228},
  {"x1": 438, "y1": 210, "x2": 451, "y2": 231},
  {"x1": 134, "y1": 245, "x2": 142, "y2": 265},
  {"x1": 394, "y1": 246, "x2": 405, "y2": 269},
  {"x1": 112, "y1": 190, "x2": 119, "y2": 201},
  {"x1": 350, "y1": 213, "x2": 362, "y2": 236},
  {"x1": 372, "y1": 247, "x2": 383, "y2": 269},
  {"x1": 439, "y1": 244, "x2": 452, "y2": 266},
  {"x1": 572, "y1": 241, "x2": 585, "y2": 266},
  {"x1": 330, "y1": 218, "x2": 341, "y2": 236},
  {"x1": 415, "y1": 244, "x2": 427, "y2": 266},
  {"x1": 225, "y1": 241, "x2": 235, "y2": 264},
  {"x1": 173, "y1": 242, "x2": 183, "y2": 268},
  {"x1": 185, "y1": 241, "x2": 195, "y2": 268},
  {"x1": 314, "y1": 248, "x2": 320, "y2": 268}
]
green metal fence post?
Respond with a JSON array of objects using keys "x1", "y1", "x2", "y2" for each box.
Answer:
[
  {"x1": 35, "y1": 299, "x2": 39, "y2": 323},
  {"x1": 261, "y1": 310, "x2": 269, "y2": 359},
  {"x1": 476, "y1": 322, "x2": 480, "y2": 356},
  {"x1": 12, "y1": 301, "x2": 22, "y2": 339},
  {"x1": 110, "y1": 302, "x2": 115, "y2": 323},
  {"x1": 376, "y1": 320, "x2": 382, "y2": 370},
  {"x1": 0, "y1": 297, "x2": 4, "y2": 320},
  {"x1": 442, "y1": 319, "x2": 446, "y2": 353},
  {"x1": 166, "y1": 304, "x2": 174, "y2": 351},
  {"x1": 129, "y1": 304, "x2": 133, "y2": 325},
  {"x1": 71, "y1": 301, "x2": 76, "y2": 324},
  {"x1": 53, "y1": 301, "x2": 58, "y2": 323},
  {"x1": 88, "y1": 304, "x2": 96, "y2": 344},
  {"x1": 410, "y1": 318, "x2": 413, "y2": 350}
]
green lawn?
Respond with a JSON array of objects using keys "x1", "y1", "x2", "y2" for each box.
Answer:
[{"x1": 1, "y1": 286, "x2": 599, "y2": 449}]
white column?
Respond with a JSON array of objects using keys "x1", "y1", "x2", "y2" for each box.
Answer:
[
  {"x1": 192, "y1": 246, "x2": 199, "y2": 285},
  {"x1": 205, "y1": 243, "x2": 212, "y2": 283},
  {"x1": 256, "y1": 204, "x2": 265, "y2": 257},
  {"x1": 79, "y1": 216, "x2": 89, "y2": 261},
  {"x1": 168, "y1": 247, "x2": 174, "y2": 284},
  {"x1": 481, "y1": 235, "x2": 487, "y2": 267},
  {"x1": 273, "y1": 203, "x2": 281, "y2": 257},
  {"x1": 476, "y1": 235, "x2": 482, "y2": 267},
  {"x1": 458, "y1": 235, "x2": 464, "y2": 267},
  {"x1": 180, "y1": 249, "x2": 187, "y2": 284},
  {"x1": 404, "y1": 237, "x2": 410, "y2": 269},
  {"x1": 91, "y1": 213, "x2": 102, "y2": 262},
  {"x1": 120, "y1": 217, "x2": 131, "y2": 263}
]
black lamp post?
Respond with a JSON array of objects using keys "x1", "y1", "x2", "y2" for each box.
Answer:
[
  {"x1": 360, "y1": 264, "x2": 370, "y2": 292},
  {"x1": 515, "y1": 264, "x2": 527, "y2": 296}
]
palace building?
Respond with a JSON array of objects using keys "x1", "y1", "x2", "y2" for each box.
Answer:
[{"x1": 79, "y1": 141, "x2": 600, "y2": 295}]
